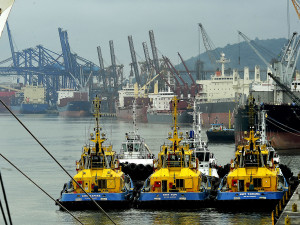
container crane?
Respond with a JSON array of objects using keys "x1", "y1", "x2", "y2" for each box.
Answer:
[
  {"x1": 109, "y1": 40, "x2": 118, "y2": 92},
  {"x1": 128, "y1": 35, "x2": 141, "y2": 86},
  {"x1": 142, "y1": 42, "x2": 152, "y2": 73},
  {"x1": 149, "y1": 30, "x2": 160, "y2": 73},
  {"x1": 97, "y1": 46, "x2": 107, "y2": 91}
]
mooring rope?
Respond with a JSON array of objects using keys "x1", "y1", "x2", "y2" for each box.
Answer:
[
  {"x1": 0, "y1": 100, "x2": 116, "y2": 225},
  {"x1": 0, "y1": 171, "x2": 12, "y2": 225},
  {"x1": 266, "y1": 118, "x2": 300, "y2": 137},
  {"x1": 0, "y1": 154, "x2": 84, "y2": 225},
  {"x1": 0, "y1": 199, "x2": 8, "y2": 225},
  {"x1": 267, "y1": 115, "x2": 300, "y2": 133}
]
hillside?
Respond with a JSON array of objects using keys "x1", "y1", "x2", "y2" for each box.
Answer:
[{"x1": 176, "y1": 37, "x2": 288, "y2": 80}]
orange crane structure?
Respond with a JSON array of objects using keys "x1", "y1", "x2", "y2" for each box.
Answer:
[{"x1": 291, "y1": 0, "x2": 300, "y2": 19}]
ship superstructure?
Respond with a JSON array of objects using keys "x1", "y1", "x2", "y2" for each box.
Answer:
[{"x1": 196, "y1": 53, "x2": 254, "y2": 127}]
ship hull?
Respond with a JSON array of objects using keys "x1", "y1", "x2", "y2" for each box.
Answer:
[
  {"x1": 58, "y1": 101, "x2": 91, "y2": 117},
  {"x1": 198, "y1": 102, "x2": 236, "y2": 127},
  {"x1": 20, "y1": 103, "x2": 48, "y2": 114},
  {"x1": 116, "y1": 106, "x2": 147, "y2": 123},
  {"x1": 235, "y1": 104, "x2": 300, "y2": 150},
  {"x1": 58, "y1": 192, "x2": 132, "y2": 210},
  {"x1": 147, "y1": 110, "x2": 193, "y2": 124},
  {"x1": 216, "y1": 191, "x2": 286, "y2": 209},
  {"x1": 137, "y1": 192, "x2": 209, "y2": 208},
  {"x1": 206, "y1": 130, "x2": 235, "y2": 143}
]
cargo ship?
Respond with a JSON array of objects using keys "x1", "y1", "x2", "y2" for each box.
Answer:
[
  {"x1": 20, "y1": 85, "x2": 48, "y2": 114},
  {"x1": 0, "y1": 90, "x2": 15, "y2": 113},
  {"x1": 196, "y1": 53, "x2": 255, "y2": 127},
  {"x1": 115, "y1": 83, "x2": 149, "y2": 122},
  {"x1": 57, "y1": 96, "x2": 134, "y2": 209},
  {"x1": 235, "y1": 33, "x2": 300, "y2": 150},
  {"x1": 57, "y1": 89, "x2": 90, "y2": 117},
  {"x1": 137, "y1": 96, "x2": 210, "y2": 208},
  {"x1": 147, "y1": 89, "x2": 193, "y2": 124}
]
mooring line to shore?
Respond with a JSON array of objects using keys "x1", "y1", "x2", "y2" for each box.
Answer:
[
  {"x1": 0, "y1": 154, "x2": 84, "y2": 225},
  {"x1": 0, "y1": 171, "x2": 12, "y2": 225},
  {"x1": 0, "y1": 99, "x2": 117, "y2": 225}
]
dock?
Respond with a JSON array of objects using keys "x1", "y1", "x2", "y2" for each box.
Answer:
[{"x1": 275, "y1": 183, "x2": 300, "y2": 225}]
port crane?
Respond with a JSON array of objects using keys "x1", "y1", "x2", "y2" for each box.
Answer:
[
  {"x1": 291, "y1": 0, "x2": 300, "y2": 19},
  {"x1": 238, "y1": 30, "x2": 300, "y2": 105},
  {"x1": 198, "y1": 23, "x2": 220, "y2": 70},
  {"x1": 128, "y1": 35, "x2": 141, "y2": 85}
]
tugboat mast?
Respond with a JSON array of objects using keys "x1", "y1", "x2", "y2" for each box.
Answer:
[{"x1": 169, "y1": 96, "x2": 182, "y2": 152}]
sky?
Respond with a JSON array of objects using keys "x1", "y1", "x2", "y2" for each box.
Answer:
[{"x1": 0, "y1": 0, "x2": 300, "y2": 77}]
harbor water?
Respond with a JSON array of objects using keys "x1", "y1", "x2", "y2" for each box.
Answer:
[{"x1": 0, "y1": 114, "x2": 299, "y2": 225}]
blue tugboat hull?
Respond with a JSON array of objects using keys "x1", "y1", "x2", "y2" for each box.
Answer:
[
  {"x1": 216, "y1": 190, "x2": 286, "y2": 201},
  {"x1": 137, "y1": 192, "x2": 210, "y2": 208},
  {"x1": 58, "y1": 192, "x2": 132, "y2": 210}
]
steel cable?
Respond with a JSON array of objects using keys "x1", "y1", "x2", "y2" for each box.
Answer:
[{"x1": 0, "y1": 99, "x2": 116, "y2": 225}]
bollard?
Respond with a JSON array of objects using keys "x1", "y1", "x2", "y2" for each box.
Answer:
[
  {"x1": 275, "y1": 204, "x2": 279, "y2": 217},
  {"x1": 285, "y1": 215, "x2": 290, "y2": 225},
  {"x1": 283, "y1": 194, "x2": 286, "y2": 206},
  {"x1": 289, "y1": 186, "x2": 291, "y2": 197},
  {"x1": 272, "y1": 210, "x2": 275, "y2": 225},
  {"x1": 292, "y1": 203, "x2": 298, "y2": 212},
  {"x1": 286, "y1": 191, "x2": 289, "y2": 201},
  {"x1": 279, "y1": 200, "x2": 282, "y2": 211}
]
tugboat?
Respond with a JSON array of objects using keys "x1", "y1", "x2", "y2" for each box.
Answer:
[
  {"x1": 216, "y1": 97, "x2": 288, "y2": 208},
  {"x1": 206, "y1": 123, "x2": 235, "y2": 143},
  {"x1": 137, "y1": 96, "x2": 210, "y2": 208},
  {"x1": 183, "y1": 101, "x2": 219, "y2": 181},
  {"x1": 118, "y1": 100, "x2": 155, "y2": 182},
  {"x1": 57, "y1": 96, "x2": 134, "y2": 210}
]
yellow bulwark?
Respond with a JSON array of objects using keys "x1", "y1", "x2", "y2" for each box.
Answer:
[
  {"x1": 149, "y1": 96, "x2": 203, "y2": 193},
  {"x1": 225, "y1": 128, "x2": 280, "y2": 193},
  {"x1": 72, "y1": 96, "x2": 126, "y2": 194}
]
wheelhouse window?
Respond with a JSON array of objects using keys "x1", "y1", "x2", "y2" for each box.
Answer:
[{"x1": 91, "y1": 155, "x2": 104, "y2": 168}]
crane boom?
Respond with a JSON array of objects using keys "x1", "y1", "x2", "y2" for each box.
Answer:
[
  {"x1": 109, "y1": 40, "x2": 118, "y2": 90},
  {"x1": 162, "y1": 56, "x2": 181, "y2": 86},
  {"x1": 6, "y1": 22, "x2": 16, "y2": 67},
  {"x1": 177, "y1": 52, "x2": 196, "y2": 85},
  {"x1": 142, "y1": 42, "x2": 152, "y2": 73},
  {"x1": 149, "y1": 30, "x2": 160, "y2": 73},
  {"x1": 292, "y1": 0, "x2": 300, "y2": 19},
  {"x1": 96, "y1": 46, "x2": 107, "y2": 90},
  {"x1": 128, "y1": 35, "x2": 140, "y2": 85},
  {"x1": 198, "y1": 23, "x2": 219, "y2": 69},
  {"x1": 165, "y1": 57, "x2": 186, "y2": 85},
  {"x1": 268, "y1": 72, "x2": 300, "y2": 105},
  {"x1": 238, "y1": 31, "x2": 275, "y2": 74}
]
